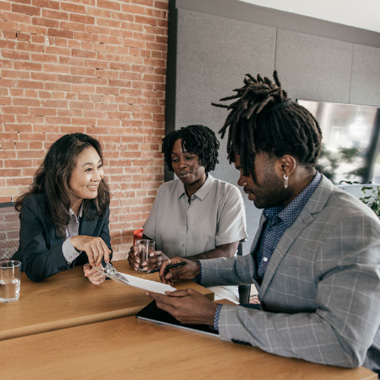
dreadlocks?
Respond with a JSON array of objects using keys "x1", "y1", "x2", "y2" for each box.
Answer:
[
  {"x1": 162, "y1": 124, "x2": 220, "y2": 173},
  {"x1": 212, "y1": 71, "x2": 322, "y2": 177}
]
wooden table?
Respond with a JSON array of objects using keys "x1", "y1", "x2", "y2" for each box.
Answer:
[
  {"x1": 0, "y1": 260, "x2": 213, "y2": 340},
  {"x1": 0, "y1": 316, "x2": 376, "y2": 380}
]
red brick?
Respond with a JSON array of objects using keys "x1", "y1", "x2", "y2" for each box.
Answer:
[
  {"x1": 6, "y1": 177, "x2": 33, "y2": 186},
  {"x1": 44, "y1": 63, "x2": 70, "y2": 74},
  {"x1": 31, "y1": 53, "x2": 59, "y2": 63},
  {"x1": 155, "y1": 1, "x2": 169, "y2": 10},
  {"x1": 146, "y1": 8, "x2": 167, "y2": 19},
  {"x1": 47, "y1": 28, "x2": 74, "y2": 39},
  {"x1": 4, "y1": 159, "x2": 33, "y2": 168},
  {"x1": 12, "y1": 4, "x2": 41, "y2": 16},
  {"x1": 97, "y1": 0, "x2": 120, "y2": 11},
  {"x1": 60, "y1": 2, "x2": 86, "y2": 14},
  {"x1": 71, "y1": 118, "x2": 96, "y2": 126},
  {"x1": 29, "y1": 107, "x2": 57, "y2": 116},
  {"x1": 31, "y1": 72, "x2": 58, "y2": 81},
  {"x1": 0, "y1": 166, "x2": 22, "y2": 176},
  {"x1": 0, "y1": 40, "x2": 17, "y2": 49},
  {"x1": 97, "y1": 18, "x2": 121, "y2": 29},
  {"x1": 121, "y1": 4, "x2": 146, "y2": 15},
  {"x1": 13, "y1": 98, "x2": 41, "y2": 107},
  {"x1": 135, "y1": 15, "x2": 157, "y2": 27},
  {"x1": 0, "y1": 1, "x2": 11, "y2": 11},
  {"x1": 59, "y1": 56, "x2": 86, "y2": 67},
  {"x1": 32, "y1": 17, "x2": 59, "y2": 28},
  {"x1": 33, "y1": 0, "x2": 60, "y2": 10},
  {"x1": 2, "y1": 50, "x2": 30, "y2": 60},
  {"x1": 70, "y1": 14, "x2": 95, "y2": 25},
  {"x1": 41, "y1": 9, "x2": 69, "y2": 21},
  {"x1": 72, "y1": 49, "x2": 96, "y2": 59},
  {"x1": 14, "y1": 61, "x2": 42, "y2": 71},
  {"x1": 0, "y1": 150, "x2": 16, "y2": 159}
]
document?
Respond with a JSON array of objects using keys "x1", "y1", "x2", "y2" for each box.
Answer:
[
  {"x1": 114, "y1": 271, "x2": 177, "y2": 294},
  {"x1": 101, "y1": 264, "x2": 177, "y2": 295}
]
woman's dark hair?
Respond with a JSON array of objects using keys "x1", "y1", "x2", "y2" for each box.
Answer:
[
  {"x1": 213, "y1": 71, "x2": 322, "y2": 178},
  {"x1": 162, "y1": 124, "x2": 220, "y2": 173},
  {"x1": 15, "y1": 133, "x2": 110, "y2": 236}
]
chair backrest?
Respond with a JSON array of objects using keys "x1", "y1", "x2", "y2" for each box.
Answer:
[
  {"x1": 0, "y1": 202, "x2": 20, "y2": 260},
  {"x1": 237, "y1": 239, "x2": 251, "y2": 304}
]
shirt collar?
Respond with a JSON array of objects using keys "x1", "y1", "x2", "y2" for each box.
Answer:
[
  {"x1": 264, "y1": 171, "x2": 322, "y2": 227},
  {"x1": 69, "y1": 205, "x2": 83, "y2": 223},
  {"x1": 176, "y1": 174, "x2": 215, "y2": 200}
]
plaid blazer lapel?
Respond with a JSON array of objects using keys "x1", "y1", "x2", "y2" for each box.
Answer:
[{"x1": 258, "y1": 175, "x2": 334, "y2": 299}]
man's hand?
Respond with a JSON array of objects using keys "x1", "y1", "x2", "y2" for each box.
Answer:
[
  {"x1": 159, "y1": 258, "x2": 200, "y2": 284},
  {"x1": 147, "y1": 288, "x2": 218, "y2": 326}
]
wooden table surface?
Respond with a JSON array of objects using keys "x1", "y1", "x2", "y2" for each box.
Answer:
[
  {"x1": 0, "y1": 260, "x2": 213, "y2": 340},
  {"x1": 0, "y1": 315, "x2": 376, "y2": 380}
]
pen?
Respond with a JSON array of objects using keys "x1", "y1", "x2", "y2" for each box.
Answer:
[{"x1": 149, "y1": 261, "x2": 186, "y2": 273}]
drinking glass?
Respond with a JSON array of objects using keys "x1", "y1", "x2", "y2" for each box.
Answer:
[
  {"x1": 135, "y1": 239, "x2": 155, "y2": 272},
  {"x1": 0, "y1": 260, "x2": 21, "y2": 303}
]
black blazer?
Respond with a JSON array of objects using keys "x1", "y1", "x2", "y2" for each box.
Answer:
[{"x1": 12, "y1": 194, "x2": 112, "y2": 282}]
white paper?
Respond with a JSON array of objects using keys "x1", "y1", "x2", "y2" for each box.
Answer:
[{"x1": 112, "y1": 271, "x2": 177, "y2": 295}]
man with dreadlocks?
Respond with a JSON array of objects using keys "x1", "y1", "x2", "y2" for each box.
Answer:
[{"x1": 148, "y1": 72, "x2": 380, "y2": 375}]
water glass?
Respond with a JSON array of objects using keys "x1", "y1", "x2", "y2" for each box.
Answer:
[
  {"x1": 0, "y1": 260, "x2": 21, "y2": 303},
  {"x1": 135, "y1": 239, "x2": 155, "y2": 272}
]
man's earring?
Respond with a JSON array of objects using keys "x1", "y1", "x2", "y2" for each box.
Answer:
[{"x1": 283, "y1": 174, "x2": 289, "y2": 189}]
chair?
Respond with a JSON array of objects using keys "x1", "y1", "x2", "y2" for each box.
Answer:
[
  {"x1": 237, "y1": 239, "x2": 251, "y2": 304},
  {"x1": 0, "y1": 202, "x2": 20, "y2": 260}
]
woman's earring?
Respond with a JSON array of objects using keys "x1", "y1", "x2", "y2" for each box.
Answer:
[{"x1": 283, "y1": 174, "x2": 289, "y2": 189}]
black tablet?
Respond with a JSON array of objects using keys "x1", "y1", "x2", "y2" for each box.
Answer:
[{"x1": 136, "y1": 301, "x2": 219, "y2": 337}]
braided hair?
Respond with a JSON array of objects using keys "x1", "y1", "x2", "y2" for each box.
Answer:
[
  {"x1": 213, "y1": 71, "x2": 322, "y2": 178},
  {"x1": 162, "y1": 124, "x2": 220, "y2": 173}
]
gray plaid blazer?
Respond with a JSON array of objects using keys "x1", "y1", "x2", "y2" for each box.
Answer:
[{"x1": 201, "y1": 176, "x2": 380, "y2": 374}]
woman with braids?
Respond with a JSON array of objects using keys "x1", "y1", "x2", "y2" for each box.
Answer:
[
  {"x1": 12, "y1": 133, "x2": 112, "y2": 284},
  {"x1": 128, "y1": 124, "x2": 247, "y2": 275},
  {"x1": 148, "y1": 72, "x2": 380, "y2": 376}
]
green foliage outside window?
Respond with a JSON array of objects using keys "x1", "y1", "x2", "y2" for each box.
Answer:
[
  {"x1": 315, "y1": 145, "x2": 364, "y2": 184},
  {"x1": 360, "y1": 186, "x2": 380, "y2": 218}
]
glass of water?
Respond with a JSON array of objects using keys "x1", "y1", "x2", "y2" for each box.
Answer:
[
  {"x1": 135, "y1": 239, "x2": 155, "y2": 272},
  {"x1": 0, "y1": 260, "x2": 21, "y2": 303}
]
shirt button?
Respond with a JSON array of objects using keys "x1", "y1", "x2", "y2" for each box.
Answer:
[{"x1": 263, "y1": 257, "x2": 268, "y2": 262}]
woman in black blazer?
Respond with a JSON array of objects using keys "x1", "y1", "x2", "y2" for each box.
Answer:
[{"x1": 12, "y1": 133, "x2": 112, "y2": 283}]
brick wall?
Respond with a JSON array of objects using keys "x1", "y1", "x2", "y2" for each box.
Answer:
[{"x1": 0, "y1": 0, "x2": 169, "y2": 260}]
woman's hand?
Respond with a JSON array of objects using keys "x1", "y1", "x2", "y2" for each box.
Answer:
[
  {"x1": 128, "y1": 246, "x2": 170, "y2": 272},
  {"x1": 71, "y1": 235, "x2": 111, "y2": 267},
  {"x1": 127, "y1": 245, "x2": 142, "y2": 271},
  {"x1": 146, "y1": 250, "x2": 170, "y2": 272},
  {"x1": 83, "y1": 264, "x2": 106, "y2": 286}
]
